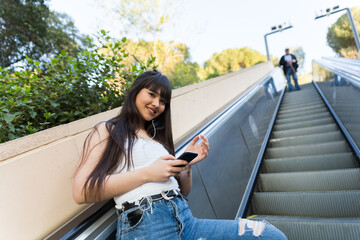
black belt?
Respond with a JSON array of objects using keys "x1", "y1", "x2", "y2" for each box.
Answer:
[{"x1": 118, "y1": 190, "x2": 181, "y2": 214}]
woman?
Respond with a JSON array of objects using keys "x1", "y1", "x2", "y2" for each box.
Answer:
[{"x1": 72, "y1": 70, "x2": 287, "y2": 239}]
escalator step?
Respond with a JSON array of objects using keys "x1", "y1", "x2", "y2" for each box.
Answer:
[
  {"x1": 273, "y1": 117, "x2": 334, "y2": 131},
  {"x1": 277, "y1": 106, "x2": 325, "y2": 118},
  {"x1": 279, "y1": 100, "x2": 323, "y2": 111},
  {"x1": 265, "y1": 140, "x2": 349, "y2": 159},
  {"x1": 258, "y1": 169, "x2": 360, "y2": 192},
  {"x1": 277, "y1": 108, "x2": 328, "y2": 119},
  {"x1": 268, "y1": 131, "x2": 344, "y2": 148},
  {"x1": 274, "y1": 111, "x2": 331, "y2": 125},
  {"x1": 271, "y1": 123, "x2": 338, "y2": 139},
  {"x1": 263, "y1": 152, "x2": 357, "y2": 173},
  {"x1": 282, "y1": 95, "x2": 320, "y2": 103},
  {"x1": 278, "y1": 103, "x2": 325, "y2": 115},
  {"x1": 252, "y1": 190, "x2": 360, "y2": 218},
  {"x1": 249, "y1": 216, "x2": 360, "y2": 240}
]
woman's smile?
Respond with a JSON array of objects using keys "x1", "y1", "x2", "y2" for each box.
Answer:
[{"x1": 136, "y1": 88, "x2": 166, "y2": 123}]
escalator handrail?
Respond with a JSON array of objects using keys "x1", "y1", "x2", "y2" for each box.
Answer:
[
  {"x1": 235, "y1": 87, "x2": 285, "y2": 219},
  {"x1": 313, "y1": 57, "x2": 360, "y2": 85}
]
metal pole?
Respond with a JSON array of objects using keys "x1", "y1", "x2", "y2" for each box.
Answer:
[
  {"x1": 345, "y1": 8, "x2": 360, "y2": 57},
  {"x1": 265, "y1": 35, "x2": 270, "y2": 61},
  {"x1": 315, "y1": 8, "x2": 360, "y2": 58},
  {"x1": 263, "y1": 26, "x2": 293, "y2": 62}
]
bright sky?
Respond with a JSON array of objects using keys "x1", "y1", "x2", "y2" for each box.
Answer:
[{"x1": 49, "y1": 0, "x2": 360, "y2": 73}]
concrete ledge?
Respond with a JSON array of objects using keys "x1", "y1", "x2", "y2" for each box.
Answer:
[{"x1": 0, "y1": 62, "x2": 273, "y2": 239}]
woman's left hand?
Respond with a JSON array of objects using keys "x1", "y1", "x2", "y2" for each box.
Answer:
[{"x1": 185, "y1": 135, "x2": 210, "y2": 165}]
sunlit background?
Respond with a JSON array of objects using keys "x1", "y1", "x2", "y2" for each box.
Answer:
[{"x1": 50, "y1": 0, "x2": 360, "y2": 73}]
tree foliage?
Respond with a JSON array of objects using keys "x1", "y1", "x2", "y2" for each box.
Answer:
[
  {"x1": 125, "y1": 39, "x2": 189, "y2": 73},
  {"x1": 203, "y1": 47, "x2": 267, "y2": 79},
  {"x1": 0, "y1": 0, "x2": 88, "y2": 68},
  {"x1": 168, "y1": 62, "x2": 200, "y2": 88},
  {"x1": 0, "y1": 31, "x2": 156, "y2": 143},
  {"x1": 290, "y1": 46, "x2": 305, "y2": 72},
  {"x1": 327, "y1": 7, "x2": 360, "y2": 58},
  {"x1": 112, "y1": 0, "x2": 173, "y2": 39}
]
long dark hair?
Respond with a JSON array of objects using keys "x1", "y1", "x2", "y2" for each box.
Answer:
[{"x1": 79, "y1": 70, "x2": 174, "y2": 201}]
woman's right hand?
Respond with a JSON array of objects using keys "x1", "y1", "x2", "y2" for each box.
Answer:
[{"x1": 144, "y1": 155, "x2": 188, "y2": 182}]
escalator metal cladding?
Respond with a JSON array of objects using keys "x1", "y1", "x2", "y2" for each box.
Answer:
[{"x1": 249, "y1": 83, "x2": 360, "y2": 240}]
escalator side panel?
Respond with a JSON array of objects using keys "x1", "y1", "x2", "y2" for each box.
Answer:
[{"x1": 188, "y1": 72, "x2": 285, "y2": 219}]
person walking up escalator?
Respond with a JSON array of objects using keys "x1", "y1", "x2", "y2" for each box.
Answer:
[{"x1": 280, "y1": 48, "x2": 300, "y2": 91}]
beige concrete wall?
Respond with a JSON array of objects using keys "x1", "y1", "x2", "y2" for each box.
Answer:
[{"x1": 0, "y1": 62, "x2": 273, "y2": 240}]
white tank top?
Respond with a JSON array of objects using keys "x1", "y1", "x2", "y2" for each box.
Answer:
[{"x1": 113, "y1": 138, "x2": 179, "y2": 208}]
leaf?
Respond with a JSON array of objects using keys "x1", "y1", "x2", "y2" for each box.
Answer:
[
  {"x1": 101, "y1": 29, "x2": 106, "y2": 35},
  {"x1": 50, "y1": 101, "x2": 59, "y2": 108},
  {"x1": 25, "y1": 87, "x2": 31, "y2": 94},
  {"x1": 132, "y1": 64, "x2": 137, "y2": 71},
  {"x1": 30, "y1": 112, "x2": 37, "y2": 118},
  {"x1": 8, "y1": 123, "x2": 15, "y2": 132},
  {"x1": 51, "y1": 58, "x2": 59, "y2": 64},
  {"x1": 43, "y1": 112, "x2": 51, "y2": 119},
  {"x1": 122, "y1": 37, "x2": 127, "y2": 43},
  {"x1": 26, "y1": 56, "x2": 34, "y2": 63},
  {"x1": 35, "y1": 62, "x2": 40, "y2": 67},
  {"x1": 59, "y1": 117, "x2": 68, "y2": 123},
  {"x1": 8, "y1": 133, "x2": 15, "y2": 140},
  {"x1": 61, "y1": 50, "x2": 66, "y2": 56},
  {"x1": 4, "y1": 113, "x2": 15, "y2": 123}
]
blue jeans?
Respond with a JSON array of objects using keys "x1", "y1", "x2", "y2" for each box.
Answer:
[
  {"x1": 116, "y1": 196, "x2": 287, "y2": 239},
  {"x1": 285, "y1": 68, "x2": 300, "y2": 91}
]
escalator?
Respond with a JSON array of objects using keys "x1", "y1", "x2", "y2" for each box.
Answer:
[
  {"x1": 47, "y1": 58, "x2": 360, "y2": 239},
  {"x1": 247, "y1": 83, "x2": 360, "y2": 239}
]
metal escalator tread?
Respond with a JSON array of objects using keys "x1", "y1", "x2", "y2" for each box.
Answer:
[
  {"x1": 273, "y1": 117, "x2": 334, "y2": 131},
  {"x1": 274, "y1": 111, "x2": 331, "y2": 125},
  {"x1": 252, "y1": 190, "x2": 360, "y2": 218},
  {"x1": 268, "y1": 131, "x2": 344, "y2": 148},
  {"x1": 277, "y1": 106, "x2": 327, "y2": 119},
  {"x1": 249, "y1": 216, "x2": 360, "y2": 240},
  {"x1": 277, "y1": 103, "x2": 325, "y2": 115},
  {"x1": 263, "y1": 152, "x2": 357, "y2": 173},
  {"x1": 258, "y1": 168, "x2": 360, "y2": 192},
  {"x1": 271, "y1": 123, "x2": 338, "y2": 139},
  {"x1": 265, "y1": 140, "x2": 350, "y2": 159},
  {"x1": 279, "y1": 102, "x2": 323, "y2": 111}
]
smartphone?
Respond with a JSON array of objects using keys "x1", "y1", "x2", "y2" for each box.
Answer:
[{"x1": 176, "y1": 151, "x2": 198, "y2": 167}]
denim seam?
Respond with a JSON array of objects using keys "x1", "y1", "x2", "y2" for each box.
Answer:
[{"x1": 169, "y1": 199, "x2": 183, "y2": 239}]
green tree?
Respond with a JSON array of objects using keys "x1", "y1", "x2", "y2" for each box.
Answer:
[
  {"x1": 168, "y1": 62, "x2": 200, "y2": 88},
  {"x1": 0, "y1": 31, "x2": 156, "y2": 143},
  {"x1": 102, "y1": 1, "x2": 192, "y2": 80},
  {"x1": 327, "y1": 7, "x2": 360, "y2": 58},
  {"x1": 290, "y1": 46, "x2": 305, "y2": 72},
  {"x1": 0, "y1": 0, "x2": 88, "y2": 68},
  {"x1": 125, "y1": 39, "x2": 189, "y2": 75},
  {"x1": 203, "y1": 47, "x2": 267, "y2": 79}
]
